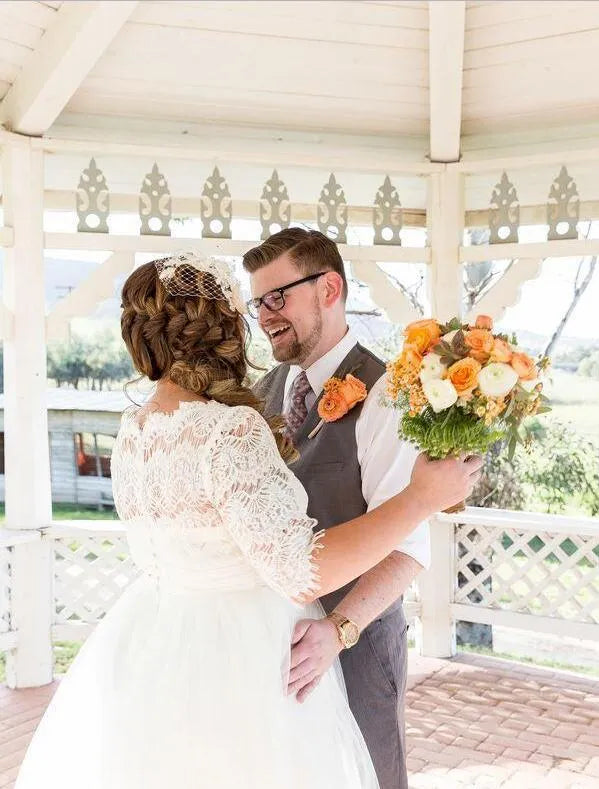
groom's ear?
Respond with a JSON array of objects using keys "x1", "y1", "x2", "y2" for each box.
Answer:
[{"x1": 320, "y1": 271, "x2": 344, "y2": 307}]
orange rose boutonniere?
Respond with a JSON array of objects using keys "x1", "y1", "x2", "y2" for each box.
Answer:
[{"x1": 308, "y1": 373, "x2": 368, "y2": 439}]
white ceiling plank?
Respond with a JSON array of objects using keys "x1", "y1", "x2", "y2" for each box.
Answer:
[
  {"x1": 0, "y1": 1, "x2": 138, "y2": 136},
  {"x1": 428, "y1": 0, "x2": 465, "y2": 163},
  {"x1": 131, "y1": 3, "x2": 428, "y2": 48},
  {"x1": 0, "y1": 13, "x2": 47, "y2": 49},
  {"x1": 0, "y1": 1, "x2": 57, "y2": 29}
]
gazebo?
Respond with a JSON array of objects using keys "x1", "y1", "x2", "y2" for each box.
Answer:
[{"x1": 1, "y1": 1, "x2": 599, "y2": 786}]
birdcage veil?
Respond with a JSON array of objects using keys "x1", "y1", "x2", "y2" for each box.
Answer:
[{"x1": 154, "y1": 251, "x2": 246, "y2": 314}]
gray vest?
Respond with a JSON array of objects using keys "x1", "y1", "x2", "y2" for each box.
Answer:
[{"x1": 254, "y1": 343, "x2": 402, "y2": 617}]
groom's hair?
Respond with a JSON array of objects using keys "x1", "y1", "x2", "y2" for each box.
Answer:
[{"x1": 242, "y1": 228, "x2": 348, "y2": 301}]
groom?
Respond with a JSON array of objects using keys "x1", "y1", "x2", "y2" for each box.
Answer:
[{"x1": 244, "y1": 228, "x2": 429, "y2": 789}]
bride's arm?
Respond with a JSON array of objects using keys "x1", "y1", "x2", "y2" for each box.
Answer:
[{"x1": 207, "y1": 406, "x2": 480, "y2": 603}]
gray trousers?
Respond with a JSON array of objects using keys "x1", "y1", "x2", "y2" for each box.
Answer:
[{"x1": 339, "y1": 610, "x2": 408, "y2": 789}]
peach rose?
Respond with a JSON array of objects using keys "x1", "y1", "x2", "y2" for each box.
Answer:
[
  {"x1": 447, "y1": 357, "x2": 481, "y2": 394},
  {"x1": 339, "y1": 374, "x2": 368, "y2": 409},
  {"x1": 318, "y1": 391, "x2": 349, "y2": 422},
  {"x1": 511, "y1": 352, "x2": 537, "y2": 381},
  {"x1": 464, "y1": 328, "x2": 494, "y2": 363},
  {"x1": 404, "y1": 319, "x2": 441, "y2": 354},
  {"x1": 474, "y1": 315, "x2": 493, "y2": 331},
  {"x1": 491, "y1": 338, "x2": 513, "y2": 364},
  {"x1": 401, "y1": 342, "x2": 423, "y2": 370}
]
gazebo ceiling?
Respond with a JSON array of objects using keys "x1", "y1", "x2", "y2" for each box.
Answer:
[{"x1": 2, "y1": 1, "x2": 599, "y2": 164}]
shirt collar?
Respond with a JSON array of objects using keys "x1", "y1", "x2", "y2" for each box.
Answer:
[{"x1": 286, "y1": 329, "x2": 358, "y2": 398}]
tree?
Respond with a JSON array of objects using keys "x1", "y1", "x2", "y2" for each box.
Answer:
[
  {"x1": 578, "y1": 351, "x2": 599, "y2": 380},
  {"x1": 544, "y1": 256, "x2": 597, "y2": 358}
]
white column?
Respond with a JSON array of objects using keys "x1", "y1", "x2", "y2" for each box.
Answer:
[
  {"x1": 416, "y1": 517, "x2": 457, "y2": 657},
  {"x1": 2, "y1": 138, "x2": 54, "y2": 687},
  {"x1": 426, "y1": 165, "x2": 465, "y2": 322},
  {"x1": 416, "y1": 166, "x2": 464, "y2": 657}
]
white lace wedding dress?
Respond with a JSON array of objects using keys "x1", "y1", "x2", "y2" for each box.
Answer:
[{"x1": 16, "y1": 401, "x2": 379, "y2": 789}]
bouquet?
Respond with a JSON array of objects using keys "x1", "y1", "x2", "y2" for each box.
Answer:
[{"x1": 385, "y1": 315, "x2": 551, "y2": 511}]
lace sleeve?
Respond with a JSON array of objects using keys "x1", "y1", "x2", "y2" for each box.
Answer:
[{"x1": 207, "y1": 406, "x2": 323, "y2": 600}]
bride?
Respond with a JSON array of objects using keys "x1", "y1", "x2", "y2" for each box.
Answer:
[{"x1": 16, "y1": 254, "x2": 480, "y2": 788}]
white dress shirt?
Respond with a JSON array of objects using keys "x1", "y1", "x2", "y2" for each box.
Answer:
[{"x1": 283, "y1": 330, "x2": 431, "y2": 568}]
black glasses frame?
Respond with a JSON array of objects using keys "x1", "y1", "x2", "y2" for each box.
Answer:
[{"x1": 246, "y1": 272, "x2": 328, "y2": 318}]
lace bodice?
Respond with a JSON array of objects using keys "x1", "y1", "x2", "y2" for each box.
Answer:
[{"x1": 111, "y1": 401, "x2": 321, "y2": 599}]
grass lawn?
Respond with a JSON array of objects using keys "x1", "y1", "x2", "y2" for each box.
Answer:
[
  {"x1": 546, "y1": 369, "x2": 599, "y2": 441},
  {"x1": 0, "y1": 503, "x2": 118, "y2": 522}
]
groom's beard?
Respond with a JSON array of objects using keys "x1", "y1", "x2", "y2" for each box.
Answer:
[{"x1": 271, "y1": 316, "x2": 322, "y2": 366}]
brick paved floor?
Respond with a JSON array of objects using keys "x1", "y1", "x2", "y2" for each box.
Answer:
[{"x1": 0, "y1": 651, "x2": 597, "y2": 788}]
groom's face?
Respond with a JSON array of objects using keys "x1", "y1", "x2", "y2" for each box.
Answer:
[{"x1": 250, "y1": 252, "x2": 324, "y2": 366}]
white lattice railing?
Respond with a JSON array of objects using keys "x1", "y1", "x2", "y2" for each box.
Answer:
[
  {"x1": 48, "y1": 522, "x2": 139, "y2": 641},
  {"x1": 1, "y1": 508, "x2": 599, "y2": 682},
  {"x1": 416, "y1": 508, "x2": 599, "y2": 656}
]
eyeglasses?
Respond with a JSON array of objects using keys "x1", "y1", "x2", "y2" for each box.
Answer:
[{"x1": 246, "y1": 272, "x2": 328, "y2": 319}]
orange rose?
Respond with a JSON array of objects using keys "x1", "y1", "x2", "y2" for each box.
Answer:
[
  {"x1": 404, "y1": 319, "x2": 441, "y2": 354},
  {"x1": 401, "y1": 342, "x2": 423, "y2": 369},
  {"x1": 339, "y1": 374, "x2": 367, "y2": 409},
  {"x1": 474, "y1": 315, "x2": 493, "y2": 331},
  {"x1": 318, "y1": 391, "x2": 349, "y2": 423},
  {"x1": 491, "y1": 338, "x2": 513, "y2": 363},
  {"x1": 511, "y1": 352, "x2": 537, "y2": 381},
  {"x1": 447, "y1": 357, "x2": 481, "y2": 394},
  {"x1": 464, "y1": 329, "x2": 494, "y2": 363}
]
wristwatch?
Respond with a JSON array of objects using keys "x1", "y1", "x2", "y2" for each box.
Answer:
[{"x1": 328, "y1": 612, "x2": 360, "y2": 649}]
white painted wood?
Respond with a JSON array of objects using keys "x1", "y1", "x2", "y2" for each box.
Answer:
[
  {"x1": 0, "y1": 632, "x2": 19, "y2": 651},
  {"x1": 44, "y1": 231, "x2": 431, "y2": 263},
  {"x1": 29, "y1": 127, "x2": 436, "y2": 175},
  {"x1": 416, "y1": 518, "x2": 457, "y2": 658},
  {"x1": 1, "y1": 140, "x2": 54, "y2": 687},
  {"x1": 464, "y1": 257, "x2": 543, "y2": 324},
  {"x1": 0, "y1": 1, "x2": 138, "y2": 135},
  {"x1": 428, "y1": 1, "x2": 465, "y2": 163},
  {"x1": 461, "y1": 238, "x2": 599, "y2": 262},
  {"x1": 46, "y1": 252, "x2": 134, "y2": 341},
  {"x1": 52, "y1": 622, "x2": 95, "y2": 641},
  {"x1": 131, "y1": 1, "x2": 429, "y2": 48},
  {"x1": 0, "y1": 1, "x2": 58, "y2": 29},
  {"x1": 436, "y1": 507, "x2": 599, "y2": 538},
  {"x1": 427, "y1": 167, "x2": 465, "y2": 321},
  {"x1": 351, "y1": 261, "x2": 421, "y2": 324},
  {"x1": 450, "y1": 605, "x2": 599, "y2": 642}
]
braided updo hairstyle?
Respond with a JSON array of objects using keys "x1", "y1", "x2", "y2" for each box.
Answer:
[{"x1": 120, "y1": 261, "x2": 296, "y2": 463}]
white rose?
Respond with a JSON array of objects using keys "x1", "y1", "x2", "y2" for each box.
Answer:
[
  {"x1": 419, "y1": 353, "x2": 446, "y2": 383},
  {"x1": 422, "y1": 378, "x2": 458, "y2": 413},
  {"x1": 478, "y1": 363, "x2": 518, "y2": 398}
]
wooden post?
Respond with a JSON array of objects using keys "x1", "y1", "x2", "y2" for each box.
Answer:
[
  {"x1": 415, "y1": 166, "x2": 464, "y2": 657},
  {"x1": 426, "y1": 165, "x2": 465, "y2": 322},
  {"x1": 2, "y1": 138, "x2": 54, "y2": 687},
  {"x1": 416, "y1": 517, "x2": 457, "y2": 657}
]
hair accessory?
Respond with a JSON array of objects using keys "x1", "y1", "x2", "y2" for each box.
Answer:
[{"x1": 154, "y1": 252, "x2": 246, "y2": 314}]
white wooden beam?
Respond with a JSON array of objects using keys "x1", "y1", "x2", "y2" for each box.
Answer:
[
  {"x1": 44, "y1": 232, "x2": 431, "y2": 263},
  {"x1": 461, "y1": 238, "x2": 599, "y2": 263},
  {"x1": 46, "y1": 252, "x2": 135, "y2": 341},
  {"x1": 427, "y1": 168, "x2": 465, "y2": 321},
  {"x1": 428, "y1": 0, "x2": 465, "y2": 163},
  {"x1": 1, "y1": 140, "x2": 54, "y2": 687},
  {"x1": 0, "y1": 1, "x2": 138, "y2": 136}
]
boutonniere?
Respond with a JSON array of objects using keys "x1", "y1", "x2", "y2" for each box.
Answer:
[{"x1": 308, "y1": 373, "x2": 368, "y2": 439}]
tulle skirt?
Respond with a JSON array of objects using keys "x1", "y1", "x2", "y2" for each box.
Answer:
[{"x1": 15, "y1": 574, "x2": 379, "y2": 788}]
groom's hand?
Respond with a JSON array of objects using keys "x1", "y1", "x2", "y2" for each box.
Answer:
[{"x1": 287, "y1": 618, "x2": 341, "y2": 703}]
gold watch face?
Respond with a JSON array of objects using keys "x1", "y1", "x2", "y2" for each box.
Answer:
[{"x1": 340, "y1": 621, "x2": 360, "y2": 648}]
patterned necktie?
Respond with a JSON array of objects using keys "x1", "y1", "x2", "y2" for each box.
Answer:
[{"x1": 285, "y1": 371, "x2": 312, "y2": 438}]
